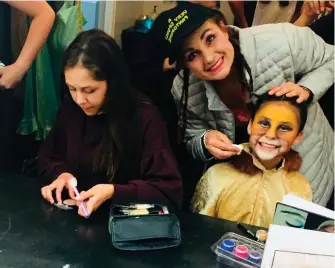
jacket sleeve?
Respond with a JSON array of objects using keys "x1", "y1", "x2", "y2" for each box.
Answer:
[
  {"x1": 112, "y1": 105, "x2": 183, "y2": 210},
  {"x1": 191, "y1": 164, "x2": 232, "y2": 216},
  {"x1": 191, "y1": 170, "x2": 216, "y2": 216},
  {"x1": 283, "y1": 23, "x2": 335, "y2": 101},
  {"x1": 171, "y1": 73, "x2": 213, "y2": 162},
  {"x1": 37, "y1": 106, "x2": 72, "y2": 182},
  {"x1": 286, "y1": 172, "x2": 313, "y2": 202}
]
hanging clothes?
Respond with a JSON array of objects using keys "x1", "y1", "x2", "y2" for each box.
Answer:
[
  {"x1": 47, "y1": 0, "x2": 85, "y2": 99},
  {"x1": 252, "y1": 1, "x2": 298, "y2": 26},
  {"x1": 17, "y1": 1, "x2": 86, "y2": 140}
]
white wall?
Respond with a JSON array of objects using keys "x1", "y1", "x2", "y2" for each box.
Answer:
[
  {"x1": 219, "y1": 1, "x2": 234, "y2": 24},
  {"x1": 111, "y1": 1, "x2": 234, "y2": 45},
  {"x1": 142, "y1": 1, "x2": 176, "y2": 16},
  {"x1": 142, "y1": 1, "x2": 234, "y2": 24},
  {"x1": 113, "y1": 1, "x2": 144, "y2": 45}
]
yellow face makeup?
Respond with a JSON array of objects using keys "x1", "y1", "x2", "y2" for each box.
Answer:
[{"x1": 248, "y1": 101, "x2": 303, "y2": 163}]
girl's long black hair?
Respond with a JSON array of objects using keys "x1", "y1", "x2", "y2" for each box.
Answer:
[{"x1": 61, "y1": 29, "x2": 139, "y2": 180}]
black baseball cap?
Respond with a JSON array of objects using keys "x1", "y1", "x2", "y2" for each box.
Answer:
[{"x1": 150, "y1": 2, "x2": 220, "y2": 64}]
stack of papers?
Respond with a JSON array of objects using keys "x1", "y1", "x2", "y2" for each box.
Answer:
[
  {"x1": 272, "y1": 194, "x2": 334, "y2": 231},
  {"x1": 261, "y1": 195, "x2": 334, "y2": 268},
  {"x1": 261, "y1": 225, "x2": 334, "y2": 268}
]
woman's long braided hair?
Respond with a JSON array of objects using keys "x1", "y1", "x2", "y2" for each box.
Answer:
[{"x1": 176, "y1": 13, "x2": 254, "y2": 142}]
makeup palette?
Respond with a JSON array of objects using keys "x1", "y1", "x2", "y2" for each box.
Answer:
[
  {"x1": 53, "y1": 202, "x2": 73, "y2": 210},
  {"x1": 212, "y1": 232, "x2": 264, "y2": 267}
]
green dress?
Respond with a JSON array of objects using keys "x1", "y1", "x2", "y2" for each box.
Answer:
[{"x1": 17, "y1": 1, "x2": 86, "y2": 140}]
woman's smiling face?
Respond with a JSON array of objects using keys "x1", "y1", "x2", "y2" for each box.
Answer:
[{"x1": 183, "y1": 19, "x2": 234, "y2": 81}]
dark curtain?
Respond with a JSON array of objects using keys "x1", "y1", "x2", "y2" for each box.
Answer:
[
  {"x1": 0, "y1": 2, "x2": 11, "y2": 65},
  {"x1": 0, "y1": 2, "x2": 23, "y2": 172}
]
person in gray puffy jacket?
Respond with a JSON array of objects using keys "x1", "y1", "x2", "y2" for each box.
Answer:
[{"x1": 151, "y1": 2, "x2": 334, "y2": 206}]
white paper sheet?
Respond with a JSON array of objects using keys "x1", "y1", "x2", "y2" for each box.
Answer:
[
  {"x1": 261, "y1": 225, "x2": 335, "y2": 268},
  {"x1": 282, "y1": 194, "x2": 335, "y2": 220}
]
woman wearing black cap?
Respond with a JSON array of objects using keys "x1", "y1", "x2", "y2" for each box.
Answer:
[
  {"x1": 127, "y1": 2, "x2": 222, "y2": 152},
  {"x1": 151, "y1": 2, "x2": 334, "y2": 207}
]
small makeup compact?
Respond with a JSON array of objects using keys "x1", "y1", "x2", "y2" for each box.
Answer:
[
  {"x1": 53, "y1": 200, "x2": 76, "y2": 210},
  {"x1": 212, "y1": 232, "x2": 264, "y2": 267},
  {"x1": 256, "y1": 230, "x2": 268, "y2": 242}
]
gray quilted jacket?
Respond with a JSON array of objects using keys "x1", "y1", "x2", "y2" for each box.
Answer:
[{"x1": 172, "y1": 23, "x2": 334, "y2": 206}]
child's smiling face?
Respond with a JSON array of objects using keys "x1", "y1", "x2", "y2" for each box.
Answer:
[{"x1": 248, "y1": 101, "x2": 303, "y2": 163}]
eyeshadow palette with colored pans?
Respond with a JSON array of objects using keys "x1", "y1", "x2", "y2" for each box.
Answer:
[{"x1": 211, "y1": 232, "x2": 264, "y2": 267}]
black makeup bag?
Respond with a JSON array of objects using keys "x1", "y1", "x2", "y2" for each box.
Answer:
[{"x1": 108, "y1": 204, "x2": 181, "y2": 251}]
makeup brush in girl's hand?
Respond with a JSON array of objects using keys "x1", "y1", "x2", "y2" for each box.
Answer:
[{"x1": 67, "y1": 178, "x2": 90, "y2": 218}]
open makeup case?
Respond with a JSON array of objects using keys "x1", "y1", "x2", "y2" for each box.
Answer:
[{"x1": 108, "y1": 203, "x2": 181, "y2": 251}]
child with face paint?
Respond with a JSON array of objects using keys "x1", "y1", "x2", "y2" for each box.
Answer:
[
  {"x1": 191, "y1": 94, "x2": 312, "y2": 228},
  {"x1": 151, "y1": 2, "x2": 334, "y2": 206}
]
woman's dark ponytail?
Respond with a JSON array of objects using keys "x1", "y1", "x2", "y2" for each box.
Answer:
[
  {"x1": 227, "y1": 27, "x2": 253, "y2": 96},
  {"x1": 178, "y1": 68, "x2": 190, "y2": 142}
]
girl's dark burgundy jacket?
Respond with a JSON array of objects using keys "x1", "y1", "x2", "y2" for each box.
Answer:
[{"x1": 37, "y1": 102, "x2": 183, "y2": 210}]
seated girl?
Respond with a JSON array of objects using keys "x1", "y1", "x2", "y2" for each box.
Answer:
[
  {"x1": 38, "y1": 29, "x2": 183, "y2": 217},
  {"x1": 191, "y1": 94, "x2": 312, "y2": 228}
]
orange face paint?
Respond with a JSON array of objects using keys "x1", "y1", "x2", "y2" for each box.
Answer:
[{"x1": 249, "y1": 101, "x2": 302, "y2": 162}]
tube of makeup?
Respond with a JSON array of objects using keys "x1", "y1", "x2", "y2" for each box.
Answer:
[{"x1": 67, "y1": 178, "x2": 90, "y2": 218}]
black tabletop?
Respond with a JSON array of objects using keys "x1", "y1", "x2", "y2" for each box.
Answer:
[{"x1": 0, "y1": 173, "x2": 259, "y2": 268}]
